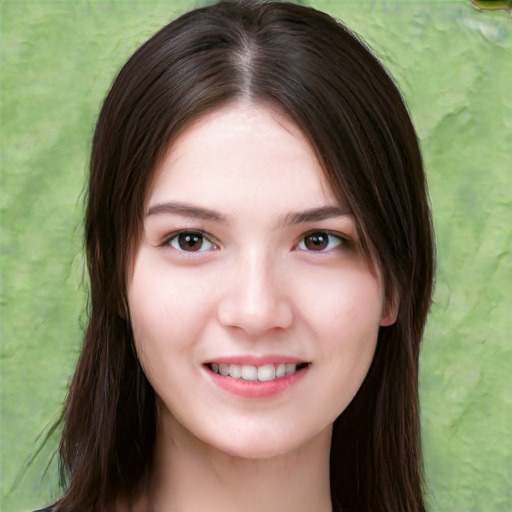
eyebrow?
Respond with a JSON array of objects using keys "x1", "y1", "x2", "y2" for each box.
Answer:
[
  {"x1": 279, "y1": 205, "x2": 352, "y2": 227},
  {"x1": 146, "y1": 201, "x2": 351, "y2": 226},
  {"x1": 146, "y1": 202, "x2": 228, "y2": 223}
]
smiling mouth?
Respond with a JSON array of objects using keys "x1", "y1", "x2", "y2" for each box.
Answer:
[{"x1": 205, "y1": 362, "x2": 310, "y2": 382}]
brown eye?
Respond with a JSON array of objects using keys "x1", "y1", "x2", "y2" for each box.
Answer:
[
  {"x1": 299, "y1": 231, "x2": 342, "y2": 252},
  {"x1": 169, "y1": 231, "x2": 216, "y2": 252}
]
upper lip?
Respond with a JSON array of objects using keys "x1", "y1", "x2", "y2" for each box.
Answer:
[{"x1": 203, "y1": 355, "x2": 308, "y2": 366}]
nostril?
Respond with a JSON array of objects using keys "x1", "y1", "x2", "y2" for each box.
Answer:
[{"x1": 217, "y1": 296, "x2": 293, "y2": 334}]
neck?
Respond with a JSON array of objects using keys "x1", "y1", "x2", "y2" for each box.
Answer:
[{"x1": 136, "y1": 413, "x2": 333, "y2": 512}]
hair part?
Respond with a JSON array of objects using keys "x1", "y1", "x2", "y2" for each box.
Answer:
[{"x1": 55, "y1": 2, "x2": 434, "y2": 511}]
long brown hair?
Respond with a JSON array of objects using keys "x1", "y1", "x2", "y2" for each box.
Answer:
[{"x1": 55, "y1": 2, "x2": 434, "y2": 510}]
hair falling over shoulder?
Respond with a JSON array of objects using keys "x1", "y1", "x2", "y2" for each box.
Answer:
[{"x1": 53, "y1": 2, "x2": 434, "y2": 511}]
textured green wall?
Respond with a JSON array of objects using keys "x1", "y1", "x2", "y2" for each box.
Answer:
[{"x1": 1, "y1": 1, "x2": 511, "y2": 511}]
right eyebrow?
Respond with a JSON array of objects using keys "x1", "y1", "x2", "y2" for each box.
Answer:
[{"x1": 145, "y1": 201, "x2": 228, "y2": 223}]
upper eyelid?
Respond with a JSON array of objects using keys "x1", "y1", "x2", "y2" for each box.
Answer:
[
  {"x1": 162, "y1": 229, "x2": 219, "y2": 248},
  {"x1": 158, "y1": 228, "x2": 352, "y2": 251},
  {"x1": 293, "y1": 230, "x2": 351, "y2": 254},
  {"x1": 300, "y1": 228, "x2": 351, "y2": 242}
]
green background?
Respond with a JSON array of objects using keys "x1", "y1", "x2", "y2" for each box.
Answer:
[{"x1": 1, "y1": 1, "x2": 511, "y2": 510}]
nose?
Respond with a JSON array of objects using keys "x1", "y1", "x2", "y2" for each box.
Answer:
[{"x1": 217, "y1": 251, "x2": 294, "y2": 336}]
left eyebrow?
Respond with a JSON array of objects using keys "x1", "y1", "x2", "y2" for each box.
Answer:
[{"x1": 278, "y1": 205, "x2": 352, "y2": 228}]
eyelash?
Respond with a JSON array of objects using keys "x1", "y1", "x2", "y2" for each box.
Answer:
[
  {"x1": 162, "y1": 229, "x2": 350, "y2": 254},
  {"x1": 296, "y1": 230, "x2": 350, "y2": 253},
  {"x1": 162, "y1": 230, "x2": 218, "y2": 253}
]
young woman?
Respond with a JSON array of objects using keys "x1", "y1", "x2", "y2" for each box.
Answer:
[{"x1": 43, "y1": 1, "x2": 435, "y2": 510}]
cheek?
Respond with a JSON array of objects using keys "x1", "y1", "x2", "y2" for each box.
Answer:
[
  {"x1": 305, "y1": 265, "x2": 384, "y2": 340},
  {"x1": 127, "y1": 252, "x2": 211, "y2": 375},
  {"x1": 301, "y1": 267, "x2": 383, "y2": 406}
]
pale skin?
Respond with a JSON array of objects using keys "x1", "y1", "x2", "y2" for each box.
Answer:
[{"x1": 125, "y1": 102, "x2": 396, "y2": 511}]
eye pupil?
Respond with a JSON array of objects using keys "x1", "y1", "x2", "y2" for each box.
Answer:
[
  {"x1": 304, "y1": 232, "x2": 329, "y2": 251},
  {"x1": 178, "y1": 232, "x2": 203, "y2": 251}
]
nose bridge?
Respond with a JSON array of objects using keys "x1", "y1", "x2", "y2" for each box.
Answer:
[{"x1": 217, "y1": 246, "x2": 293, "y2": 334}]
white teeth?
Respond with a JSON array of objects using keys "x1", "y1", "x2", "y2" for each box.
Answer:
[
  {"x1": 229, "y1": 364, "x2": 242, "y2": 379},
  {"x1": 258, "y1": 364, "x2": 276, "y2": 381},
  {"x1": 209, "y1": 362, "x2": 302, "y2": 381},
  {"x1": 285, "y1": 363, "x2": 296, "y2": 375},
  {"x1": 241, "y1": 365, "x2": 258, "y2": 381}
]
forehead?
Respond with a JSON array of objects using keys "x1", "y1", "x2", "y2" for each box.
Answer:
[{"x1": 147, "y1": 102, "x2": 340, "y2": 214}]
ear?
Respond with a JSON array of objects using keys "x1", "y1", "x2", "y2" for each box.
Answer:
[{"x1": 380, "y1": 290, "x2": 399, "y2": 327}]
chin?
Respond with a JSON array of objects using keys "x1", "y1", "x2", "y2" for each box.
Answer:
[
  {"x1": 216, "y1": 442, "x2": 294, "y2": 460},
  {"x1": 202, "y1": 423, "x2": 331, "y2": 461}
]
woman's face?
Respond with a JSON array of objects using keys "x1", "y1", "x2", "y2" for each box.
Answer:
[{"x1": 127, "y1": 102, "x2": 395, "y2": 459}]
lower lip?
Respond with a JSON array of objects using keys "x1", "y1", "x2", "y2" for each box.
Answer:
[{"x1": 206, "y1": 365, "x2": 310, "y2": 398}]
